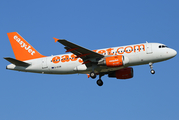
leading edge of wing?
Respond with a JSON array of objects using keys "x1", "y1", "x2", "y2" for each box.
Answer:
[{"x1": 54, "y1": 38, "x2": 104, "y2": 59}]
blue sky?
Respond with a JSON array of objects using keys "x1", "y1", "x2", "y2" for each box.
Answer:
[{"x1": 1, "y1": 0, "x2": 179, "y2": 120}]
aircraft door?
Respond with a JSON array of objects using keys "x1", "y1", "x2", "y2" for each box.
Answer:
[
  {"x1": 146, "y1": 42, "x2": 153, "y2": 54},
  {"x1": 42, "y1": 58, "x2": 48, "y2": 69}
]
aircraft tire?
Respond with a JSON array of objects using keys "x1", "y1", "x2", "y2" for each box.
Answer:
[
  {"x1": 97, "y1": 79, "x2": 103, "y2": 86},
  {"x1": 151, "y1": 69, "x2": 155, "y2": 74},
  {"x1": 90, "y1": 72, "x2": 96, "y2": 79}
]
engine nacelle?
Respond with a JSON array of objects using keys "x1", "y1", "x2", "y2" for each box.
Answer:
[
  {"x1": 98, "y1": 55, "x2": 129, "y2": 67},
  {"x1": 108, "y1": 67, "x2": 133, "y2": 79}
]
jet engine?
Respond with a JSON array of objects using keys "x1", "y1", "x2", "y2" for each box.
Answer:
[
  {"x1": 108, "y1": 67, "x2": 133, "y2": 79},
  {"x1": 98, "y1": 55, "x2": 129, "y2": 67}
]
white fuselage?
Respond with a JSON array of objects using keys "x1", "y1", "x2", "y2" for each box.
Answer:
[{"x1": 6, "y1": 42, "x2": 177, "y2": 74}]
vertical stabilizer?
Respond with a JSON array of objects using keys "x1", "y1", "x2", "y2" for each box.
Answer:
[{"x1": 7, "y1": 32, "x2": 45, "y2": 61}]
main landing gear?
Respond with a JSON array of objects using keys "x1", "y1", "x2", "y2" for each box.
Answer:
[
  {"x1": 90, "y1": 71, "x2": 96, "y2": 79},
  {"x1": 97, "y1": 79, "x2": 103, "y2": 86},
  {"x1": 149, "y1": 62, "x2": 155, "y2": 74},
  {"x1": 96, "y1": 74, "x2": 105, "y2": 86},
  {"x1": 89, "y1": 71, "x2": 104, "y2": 86}
]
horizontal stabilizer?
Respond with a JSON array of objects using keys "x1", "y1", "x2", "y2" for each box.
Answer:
[{"x1": 4, "y1": 57, "x2": 31, "y2": 67}]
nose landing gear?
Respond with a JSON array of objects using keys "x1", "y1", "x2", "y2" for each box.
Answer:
[
  {"x1": 150, "y1": 69, "x2": 155, "y2": 74},
  {"x1": 149, "y1": 62, "x2": 155, "y2": 74}
]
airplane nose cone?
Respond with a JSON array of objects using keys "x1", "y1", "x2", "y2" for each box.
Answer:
[{"x1": 170, "y1": 49, "x2": 177, "y2": 58}]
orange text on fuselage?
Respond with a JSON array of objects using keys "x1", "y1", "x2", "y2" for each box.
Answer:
[{"x1": 52, "y1": 44, "x2": 145, "y2": 64}]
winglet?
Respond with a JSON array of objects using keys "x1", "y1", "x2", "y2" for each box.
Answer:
[{"x1": 53, "y1": 37, "x2": 59, "y2": 43}]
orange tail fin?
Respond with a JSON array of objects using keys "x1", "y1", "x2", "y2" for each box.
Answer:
[{"x1": 7, "y1": 32, "x2": 46, "y2": 61}]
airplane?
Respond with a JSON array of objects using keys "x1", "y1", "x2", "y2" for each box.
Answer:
[{"x1": 4, "y1": 32, "x2": 177, "y2": 86}]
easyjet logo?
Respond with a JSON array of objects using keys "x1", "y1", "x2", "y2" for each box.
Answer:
[
  {"x1": 52, "y1": 54, "x2": 83, "y2": 64},
  {"x1": 93, "y1": 44, "x2": 145, "y2": 55},
  {"x1": 51, "y1": 44, "x2": 145, "y2": 64},
  {"x1": 14, "y1": 35, "x2": 35, "y2": 55}
]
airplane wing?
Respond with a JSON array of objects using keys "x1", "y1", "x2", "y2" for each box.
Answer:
[{"x1": 54, "y1": 38, "x2": 104, "y2": 66}]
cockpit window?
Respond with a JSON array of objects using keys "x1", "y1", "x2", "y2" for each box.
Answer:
[{"x1": 159, "y1": 45, "x2": 168, "y2": 48}]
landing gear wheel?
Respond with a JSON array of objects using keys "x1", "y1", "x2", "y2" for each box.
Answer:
[
  {"x1": 90, "y1": 72, "x2": 96, "y2": 79},
  {"x1": 149, "y1": 62, "x2": 155, "y2": 74},
  {"x1": 151, "y1": 69, "x2": 155, "y2": 74},
  {"x1": 97, "y1": 79, "x2": 103, "y2": 86}
]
